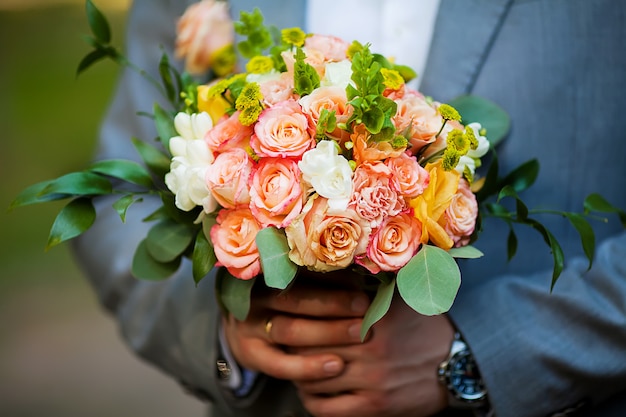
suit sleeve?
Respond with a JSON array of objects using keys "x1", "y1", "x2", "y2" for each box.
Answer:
[
  {"x1": 71, "y1": 0, "x2": 236, "y2": 409},
  {"x1": 449, "y1": 231, "x2": 626, "y2": 417}
]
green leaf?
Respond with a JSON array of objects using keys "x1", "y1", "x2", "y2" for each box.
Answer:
[
  {"x1": 360, "y1": 279, "x2": 395, "y2": 341},
  {"x1": 584, "y1": 193, "x2": 626, "y2": 227},
  {"x1": 131, "y1": 137, "x2": 171, "y2": 178},
  {"x1": 9, "y1": 180, "x2": 68, "y2": 209},
  {"x1": 89, "y1": 159, "x2": 153, "y2": 188},
  {"x1": 76, "y1": 49, "x2": 108, "y2": 76},
  {"x1": 146, "y1": 219, "x2": 195, "y2": 263},
  {"x1": 448, "y1": 94, "x2": 510, "y2": 147},
  {"x1": 218, "y1": 269, "x2": 256, "y2": 321},
  {"x1": 46, "y1": 198, "x2": 95, "y2": 250},
  {"x1": 564, "y1": 213, "x2": 595, "y2": 270},
  {"x1": 40, "y1": 172, "x2": 112, "y2": 197},
  {"x1": 153, "y1": 103, "x2": 177, "y2": 148},
  {"x1": 159, "y1": 53, "x2": 178, "y2": 105},
  {"x1": 256, "y1": 227, "x2": 298, "y2": 289},
  {"x1": 112, "y1": 195, "x2": 142, "y2": 223},
  {"x1": 85, "y1": 0, "x2": 111, "y2": 44},
  {"x1": 132, "y1": 239, "x2": 181, "y2": 280},
  {"x1": 497, "y1": 185, "x2": 529, "y2": 220},
  {"x1": 500, "y1": 159, "x2": 539, "y2": 194},
  {"x1": 527, "y1": 219, "x2": 564, "y2": 290},
  {"x1": 476, "y1": 149, "x2": 500, "y2": 203},
  {"x1": 192, "y1": 228, "x2": 217, "y2": 285},
  {"x1": 448, "y1": 245, "x2": 484, "y2": 259},
  {"x1": 507, "y1": 228, "x2": 518, "y2": 261},
  {"x1": 396, "y1": 245, "x2": 461, "y2": 316}
]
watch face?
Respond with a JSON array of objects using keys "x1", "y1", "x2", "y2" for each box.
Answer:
[{"x1": 449, "y1": 350, "x2": 487, "y2": 401}]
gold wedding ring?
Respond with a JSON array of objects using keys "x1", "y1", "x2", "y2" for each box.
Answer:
[{"x1": 264, "y1": 317, "x2": 273, "y2": 339}]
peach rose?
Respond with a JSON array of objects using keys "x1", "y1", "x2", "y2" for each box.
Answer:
[
  {"x1": 210, "y1": 207, "x2": 261, "y2": 280},
  {"x1": 249, "y1": 157, "x2": 305, "y2": 228},
  {"x1": 304, "y1": 34, "x2": 349, "y2": 62},
  {"x1": 442, "y1": 179, "x2": 478, "y2": 247},
  {"x1": 251, "y1": 100, "x2": 315, "y2": 158},
  {"x1": 385, "y1": 153, "x2": 430, "y2": 199},
  {"x1": 350, "y1": 161, "x2": 404, "y2": 228},
  {"x1": 351, "y1": 124, "x2": 406, "y2": 164},
  {"x1": 175, "y1": 0, "x2": 234, "y2": 75},
  {"x1": 204, "y1": 111, "x2": 253, "y2": 153},
  {"x1": 299, "y1": 86, "x2": 353, "y2": 142},
  {"x1": 206, "y1": 147, "x2": 253, "y2": 209},
  {"x1": 258, "y1": 72, "x2": 297, "y2": 107},
  {"x1": 286, "y1": 196, "x2": 371, "y2": 272},
  {"x1": 356, "y1": 211, "x2": 423, "y2": 274},
  {"x1": 393, "y1": 95, "x2": 443, "y2": 155}
]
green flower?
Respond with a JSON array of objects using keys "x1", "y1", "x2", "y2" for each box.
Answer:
[
  {"x1": 381, "y1": 68, "x2": 404, "y2": 90},
  {"x1": 282, "y1": 27, "x2": 307, "y2": 47},
  {"x1": 235, "y1": 82, "x2": 264, "y2": 126},
  {"x1": 246, "y1": 55, "x2": 274, "y2": 74},
  {"x1": 438, "y1": 104, "x2": 462, "y2": 122}
]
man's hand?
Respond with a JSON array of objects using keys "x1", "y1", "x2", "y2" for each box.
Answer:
[{"x1": 222, "y1": 279, "x2": 371, "y2": 382}]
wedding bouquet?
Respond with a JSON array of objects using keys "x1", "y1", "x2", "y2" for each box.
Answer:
[{"x1": 11, "y1": 0, "x2": 625, "y2": 339}]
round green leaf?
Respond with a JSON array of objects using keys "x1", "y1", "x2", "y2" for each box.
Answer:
[
  {"x1": 360, "y1": 279, "x2": 395, "y2": 341},
  {"x1": 448, "y1": 245, "x2": 484, "y2": 259},
  {"x1": 396, "y1": 245, "x2": 461, "y2": 316},
  {"x1": 448, "y1": 94, "x2": 510, "y2": 147},
  {"x1": 256, "y1": 227, "x2": 298, "y2": 289},
  {"x1": 146, "y1": 219, "x2": 195, "y2": 263}
]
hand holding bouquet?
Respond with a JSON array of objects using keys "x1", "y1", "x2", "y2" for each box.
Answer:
[{"x1": 11, "y1": 0, "x2": 625, "y2": 339}]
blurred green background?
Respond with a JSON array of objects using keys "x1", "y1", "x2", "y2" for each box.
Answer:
[{"x1": 0, "y1": 1, "x2": 204, "y2": 415}]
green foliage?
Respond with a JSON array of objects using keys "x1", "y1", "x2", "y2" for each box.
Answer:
[
  {"x1": 131, "y1": 137, "x2": 170, "y2": 178},
  {"x1": 112, "y1": 195, "x2": 143, "y2": 223},
  {"x1": 256, "y1": 227, "x2": 298, "y2": 289},
  {"x1": 192, "y1": 224, "x2": 217, "y2": 285},
  {"x1": 89, "y1": 159, "x2": 153, "y2": 188},
  {"x1": 217, "y1": 270, "x2": 256, "y2": 321},
  {"x1": 46, "y1": 198, "x2": 96, "y2": 250},
  {"x1": 132, "y1": 239, "x2": 181, "y2": 280},
  {"x1": 85, "y1": 0, "x2": 111, "y2": 44},
  {"x1": 145, "y1": 219, "x2": 195, "y2": 263},
  {"x1": 293, "y1": 48, "x2": 320, "y2": 96},
  {"x1": 234, "y1": 8, "x2": 274, "y2": 58},
  {"x1": 360, "y1": 279, "x2": 395, "y2": 341},
  {"x1": 449, "y1": 94, "x2": 511, "y2": 147}
]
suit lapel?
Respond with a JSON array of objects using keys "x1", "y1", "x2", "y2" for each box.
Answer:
[{"x1": 420, "y1": 0, "x2": 514, "y2": 102}]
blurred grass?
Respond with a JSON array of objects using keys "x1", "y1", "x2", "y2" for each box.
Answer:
[{"x1": 0, "y1": 5, "x2": 123, "y2": 293}]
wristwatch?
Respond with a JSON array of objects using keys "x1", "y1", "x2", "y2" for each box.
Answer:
[{"x1": 438, "y1": 332, "x2": 488, "y2": 410}]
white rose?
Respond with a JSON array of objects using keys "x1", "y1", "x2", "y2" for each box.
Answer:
[
  {"x1": 321, "y1": 60, "x2": 353, "y2": 88},
  {"x1": 299, "y1": 140, "x2": 353, "y2": 210}
]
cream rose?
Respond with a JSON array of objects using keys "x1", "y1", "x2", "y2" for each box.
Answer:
[
  {"x1": 286, "y1": 196, "x2": 371, "y2": 273},
  {"x1": 251, "y1": 100, "x2": 315, "y2": 158},
  {"x1": 210, "y1": 207, "x2": 261, "y2": 280},
  {"x1": 356, "y1": 211, "x2": 423, "y2": 274},
  {"x1": 206, "y1": 148, "x2": 253, "y2": 209},
  {"x1": 442, "y1": 179, "x2": 478, "y2": 247},
  {"x1": 249, "y1": 158, "x2": 305, "y2": 228}
]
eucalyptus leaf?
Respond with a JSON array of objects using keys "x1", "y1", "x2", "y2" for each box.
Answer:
[
  {"x1": 9, "y1": 180, "x2": 68, "y2": 209},
  {"x1": 85, "y1": 0, "x2": 111, "y2": 44},
  {"x1": 112, "y1": 195, "x2": 142, "y2": 223},
  {"x1": 154, "y1": 103, "x2": 176, "y2": 148},
  {"x1": 256, "y1": 227, "x2": 298, "y2": 289},
  {"x1": 146, "y1": 219, "x2": 195, "y2": 263},
  {"x1": 218, "y1": 270, "x2": 256, "y2": 321},
  {"x1": 448, "y1": 245, "x2": 484, "y2": 259},
  {"x1": 448, "y1": 94, "x2": 510, "y2": 147},
  {"x1": 89, "y1": 159, "x2": 153, "y2": 188},
  {"x1": 40, "y1": 172, "x2": 112, "y2": 197},
  {"x1": 360, "y1": 279, "x2": 395, "y2": 341},
  {"x1": 192, "y1": 229, "x2": 216, "y2": 285},
  {"x1": 131, "y1": 137, "x2": 170, "y2": 178},
  {"x1": 564, "y1": 213, "x2": 595, "y2": 270},
  {"x1": 396, "y1": 245, "x2": 461, "y2": 316},
  {"x1": 46, "y1": 198, "x2": 95, "y2": 250},
  {"x1": 132, "y1": 239, "x2": 181, "y2": 280}
]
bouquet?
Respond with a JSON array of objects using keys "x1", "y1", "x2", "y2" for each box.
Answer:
[{"x1": 11, "y1": 0, "x2": 625, "y2": 339}]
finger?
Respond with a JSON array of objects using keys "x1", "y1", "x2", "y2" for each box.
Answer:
[
  {"x1": 298, "y1": 390, "x2": 380, "y2": 417},
  {"x1": 266, "y1": 316, "x2": 363, "y2": 346},
  {"x1": 240, "y1": 337, "x2": 346, "y2": 381},
  {"x1": 260, "y1": 285, "x2": 370, "y2": 318}
]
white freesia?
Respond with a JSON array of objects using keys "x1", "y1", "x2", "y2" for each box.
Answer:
[
  {"x1": 321, "y1": 60, "x2": 353, "y2": 88},
  {"x1": 299, "y1": 140, "x2": 353, "y2": 210},
  {"x1": 165, "y1": 114, "x2": 217, "y2": 213},
  {"x1": 455, "y1": 122, "x2": 490, "y2": 176}
]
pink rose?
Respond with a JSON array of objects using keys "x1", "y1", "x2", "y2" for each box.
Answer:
[
  {"x1": 442, "y1": 179, "x2": 478, "y2": 247},
  {"x1": 385, "y1": 153, "x2": 430, "y2": 200},
  {"x1": 210, "y1": 207, "x2": 261, "y2": 280},
  {"x1": 304, "y1": 34, "x2": 349, "y2": 62},
  {"x1": 175, "y1": 0, "x2": 234, "y2": 75},
  {"x1": 251, "y1": 100, "x2": 315, "y2": 158},
  {"x1": 298, "y1": 86, "x2": 353, "y2": 142},
  {"x1": 205, "y1": 111, "x2": 253, "y2": 153},
  {"x1": 350, "y1": 161, "x2": 404, "y2": 228},
  {"x1": 393, "y1": 95, "x2": 443, "y2": 155},
  {"x1": 206, "y1": 148, "x2": 253, "y2": 209},
  {"x1": 249, "y1": 157, "x2": 305, "y2": 228},
  {"x1": 286, "y1": 196, "x2": 371, "y2": 272},
  {"x1": 356, "y1": 211, "x2": 423, "y2": 274},
  {"x1": 259, "y1": 72, "x2": 297, "y2": 107}
]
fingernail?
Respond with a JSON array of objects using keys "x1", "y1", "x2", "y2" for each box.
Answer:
[
  {"x1": 348, "y1": 323, "x2": 361, "y2": 341},
  {"x1": 323, "y1": 360, "x2": 342, "y2": 375},
  {"x1": 351, "y1": 295, "x2": 369, "y2": 313}
]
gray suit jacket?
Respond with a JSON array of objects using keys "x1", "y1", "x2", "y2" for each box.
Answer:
[{"x1": 73, "y1": 0, "x2": 626, "y2": 416}]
